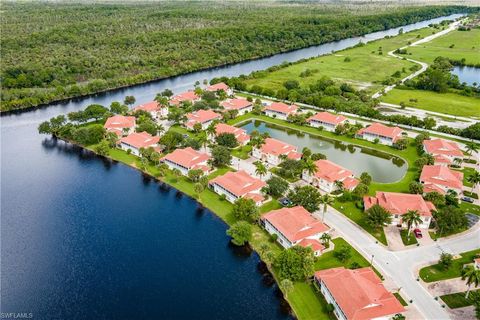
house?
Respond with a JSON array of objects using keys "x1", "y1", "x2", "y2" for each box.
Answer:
[
  {"x1": 104, "y1": 115, "x2": 136, "y2": 137},
  {"x1": 264, "y1": 102, "x2": 298, "y2": 120},
  {"x1": 168, "y1": 91, "x2": 200, "y2": 106},
  {"x1": 307, "y1": 112, "x2": 347, "y2": 132},
  {"x1": 133, "y1": 101, "x2": 168, "y2": 119},
  {"x1": 220, "y1": 98, "x2": 253, "y2": 115},
  {"x1": 261, "y1": 206, "x2": 329, "y2": 256},
  {"x1": 205, "y1": 82, "x2": 233, "y2": 95},
  {"x1": 119, "y1": 132, "x2": 160, "y2": 156},
  {"x1": 420, "y1": 165, "x2": 463, "y2": 195},
  {"x1": 423, "y1": 139, "x2": 463, "y2": 166},
  {"x1": 160, "y1": 147, "x2": 210, "y2": 176},
  {"x1": 185, "y1": 109, "x2": 222, "y2": 130},
  {"x1": 314, "y1": 267, "x2": 405, "y2": 320},
  {"x1": 302, "y1": 160, "x2": 359, "y2": 193},
  {"x1": 252, "y1": 138, "x2": 302, "y2": 166},
  {"x1": 364, "y1": 192, "x2": 436, "y2": 229},
  {"x1": 209, "y1": 170, "x2": 266, "y2": 205},
  {"x1": 356, "y1": 123, "x2": 403, "y2": 146},
  {"x1": 214, "y1": 123, "x2": 250, "y2": 145},
  {"x1": 474, "y1": 258, "x2": 480, "y2": 269}
]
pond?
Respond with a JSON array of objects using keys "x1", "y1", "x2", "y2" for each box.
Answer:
[
  {"x1": 240, "y1": 120, "x2": 407, "y2": 183},
  {"x1": 452, "y1": 66, "x2": 480, "y2": 86}
]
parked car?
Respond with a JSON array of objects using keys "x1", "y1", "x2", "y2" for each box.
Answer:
[
  {"x1": 461, "y1": 197, "x2": 474, "y2": 203},
  {"x1": 278, "y1": 197, "x2": 292, "y2": 206},
  {"x1": 413, "y1": 228, "x2": 422, "y2": 239}
]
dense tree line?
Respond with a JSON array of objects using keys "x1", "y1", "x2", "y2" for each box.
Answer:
[{"x1": 1, "y1": 2, "x2": 471, "y2": 111}]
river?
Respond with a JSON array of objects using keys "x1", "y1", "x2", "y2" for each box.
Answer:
[{"x1": 0, "y1": 14, "x2": 462, "y2": 319}]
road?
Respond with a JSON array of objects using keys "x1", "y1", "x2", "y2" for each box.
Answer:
[{"x1": 321, "y1": 206, "x2": 480, "y2": 320}]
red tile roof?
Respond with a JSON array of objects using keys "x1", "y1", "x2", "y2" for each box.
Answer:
[
  {"x1": 120, "y1": 132, "x2": 159, "y2": 149},
  {"x1": 215, "y1": 123, "x2": 250, "y2": 144},
  {"x1": 307, "y1": 112, "x2": 347, "y2": 126},
  {"x1": 364, "y1": 192, "x2": 436, "y2": 217},
  {"x1": 423, "y1": 139, "x2": 463, "y2": 158},
  {"x1": 260, "y1": 138, "x2": 302, "y2": 160},
  {"x1": 220, "y1": 98, "x2": 252, "y2": 111},
  {"x1": 133, "y1": 101, "x2": 163, "y2": 112},
  {"x1": 262, "y1": 206, "x2": 329, "y2": 243},
  {"x1": 312, "y1": 160, "x2": 359, "y2": 185},
  {"x1": 161, "y1": 147, "x2": 210, "y2": 171},
  {"x1": 169, "y1": 91, "x2": 200, "y2": 106},
  {"x1": 185, "y1": 109, "x2": 221, "y2": 129},
  {"x1": 357, "y1": 123, "x2": 403, "y2": 141},
  {"x1": 315, "y1": 267, "x2": 405, "y2": 320},
  {"x1": 209, "y1": 170, "x2": 266, "y2": 198},
  {"x1": 206, "y1": 82, "x2": 230, "y2": 92},
  {"x1": 104, "y1": 115, "x2": 136, "y2": 130},
  {"x1": 265, "y1": 102, "x2": 298, "y2": 115},
  {"x1": 420, "y1": 165, "x2": 463, "y2": 193},
  {"x1": 297, "y1": 238, "x2": 325, "y2": 253}
]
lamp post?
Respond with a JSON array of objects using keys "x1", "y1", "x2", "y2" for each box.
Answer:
[{"x1": 370, "y1": 254, "x2": 375, "y2": 266}]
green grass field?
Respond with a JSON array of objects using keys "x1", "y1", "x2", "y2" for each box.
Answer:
[
  {"x1": 243, "y1": 28, "x2": 437, "y2": 93},
  {"x1": 381, "y1": 88, "x2": 480, "y2": 118},
  {"x1": 419, "y1": 248, "x2": 480, "y2": 282},
  {"x1": 408, "y1": 29, "x2": 480, "y2": 66},
  {"x1": 440, "y1": 289, "x2": 480, "y2": 309},
  {"x1": 400, "y1": 229, "x2": 418, "y2": 246}
]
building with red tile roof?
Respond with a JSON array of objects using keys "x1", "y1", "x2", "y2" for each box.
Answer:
[
  {"x1": 264, "y1": 102, "x2": 298, "y2": 120},
  {"x1": 209, "y1": 170, "x2": 266, "y2": 205},
  {"x1": 307, "y1": 112, "x2": 347, "y2": 132},
  {"x1": 423, "y1": 139, "x2": 463, "y2": 166},
  {"x1": 475, "y1": 258, "x2": 480, "y2": 269},
  {"x1": 119, "y1": 132, "x2": 160, "y2": 156},
  {"x1": 220, "y1": 98, "x2": 253, "y2": 115},
  {"x1": 315, "y1": 267, "x2": 405, "y2": 320},
  {"x1": 214, "y1": 123, "x2": 250, "y2": 145},
  {"x1": 168, "y1": 91, "x2": 200, "y2": 106},
  {"x1": 104, "y1": 115, "x2": 136, "y2": 137},
  {"x1": 185, "y1": 109, "x2": 222, "y2": 130},
  {"x1": 364, "y1": 192, "x2": 436, "y2": 229},
  {"x1": 302, "y1": 160, "x2": 359, "y2": 193},
  {"x1": 356, "y1": 123, "x2": 404, "y2": 146},
  {"x1": 261, "y1": 206, "x2": 329, "y2": 256},
  {"x1": 205, "y1": 82, "x2": 233, "y2": 95},
  {"x1": 420, "y1": 165, "x2": 463, "y2": 195},
  {"x1": 160, "y1": 147, "x2": 210, "y2": 176},
  {"x1": 252, "y1": 138, "x2": 302, "y2": 166},
  {"x1": 133, "y1": 101, "x2": 168, "y2": 119}
]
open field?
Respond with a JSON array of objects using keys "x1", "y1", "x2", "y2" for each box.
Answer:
[
  {"x1": 419, "y1": 248, "x2": 480, "y2": 282},
  {"x1": 381, "y1": 88, "x2": 480, "y2": 118},
  {"x1": 408, "y1": 29, "x2": 480, "y2": 66}
]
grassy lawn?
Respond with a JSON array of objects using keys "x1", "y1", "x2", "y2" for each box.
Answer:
[
  {"x1": 207, "y1": 166, "x2": 234, "y2": 180},
  {"x1": 440, "y1": 289, "x2": 480, "y2": 309},
  {"x1": 393, "y1": 292, "x2": 408, "y2": 306},
  {"x1": 419, "y1": 248, "x2": 480, "y2": 283},
  {"x1": 243, "y1": 28, "x2": 436, "y2": 93},
  {"x1": 314, "y1": 238, "x2": 371, "y2": 270},
  {"x1": 259, "y1": 199, "x2": 282, "y2": 214},
  {"x1": 408, "y1": 29, "x2": 480, "y2": 66},
  {"x1": 459, "y1": 202, "x2": 480, "y2": 217},
  {"x1": 460, "y1": 167, "x2": 477, "y2": 187},
  {"x1": 168, "y1": 124, "x2": 195, "y2": 137},
  {"x1": 381, "y1": 88, "x2": 480, "y2": 118},
  {"x1": 400, "y1": 229, "x2": 418, "y2": 246},
  {"x1": 231, "y1": 144, "x2": 252, "y2": 160}
]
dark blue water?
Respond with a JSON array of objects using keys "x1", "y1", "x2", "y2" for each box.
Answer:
[
  {"x1": 452, "y1": 66, "x2": 480, "y2": 86},
  {"x1": 0, "y1": 14, "x2": 462, "y2": 319}
]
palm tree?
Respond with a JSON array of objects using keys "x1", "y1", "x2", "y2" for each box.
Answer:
[
  {"x1": 263, "y1": 251, "x2": 275, "y2": 268},
  {"x1": 366, "y1": 204, "x2": 392, "y2": 230},
  {"x1": 280, "y1": 279, "x2": 294, "y2": 299},
  {"x1": 197, "y1": 133, "x2": 208, "y2": 153},
  {"x1": 467, "y1": 171, "x2": 480, "y2": 193},
  {"x1": 157, "y1": 123, "x2": 165, "y2": 135},
  {"x1": 303, "y1": 159, "x2": 317, "y2": 179},
  {"x1": 258, "y1": 243, "x2": 270, "y2": 257},
  {"x1": 462, "y1": 265, "x2": 480, "y2": 299},
  {"x1": 154, "y1": 94, "x2": 169, "y2": 106},
  {"x1": 453, "y1": 157, "x2": 463, "y2": 167},
  {"x1": 319, "y1": 194, "x2": 334, "y2": 221},
  {"x1": 402, "y1": 210, "x2": 422, "y2": 239},
  {"x1": 334, "y1": 180, "x2": 344, "y2": 192},
  {"x1": 254, "y1": 161, "x2": 267, "y2": 179},
  {"x1": 320, "y1": 233, "x2": 331, "y2": 247},
  {"x1": 465, "y1": 141, "x2": 479, "y2": 158}
]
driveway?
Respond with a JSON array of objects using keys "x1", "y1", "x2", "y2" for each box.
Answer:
[{"x1": 231, "y1": 156, "x2": 272, "y2": 181}]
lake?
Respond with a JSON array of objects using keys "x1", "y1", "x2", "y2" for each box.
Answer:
[
  {"x1": 0, "y1": 13, "x2": 461, "y2": 319},
  {"x1": 452, "y1": 65, "x2": 480, "y2": 86},
  {"x1": 240, "y1": 121, "x2": 407, "y2": 183}
]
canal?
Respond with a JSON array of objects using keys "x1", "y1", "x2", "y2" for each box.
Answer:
[{"x1": 0, "y1": 14, "x2": 462, "y2": 319}]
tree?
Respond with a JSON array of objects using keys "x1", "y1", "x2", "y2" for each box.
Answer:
[
  {"x1": 409, "y1": 181, "x2": 424, "y2": 194},
  {"x1": 94, "y1": 139, "x2": 110, "y2": 156},
  {"x1": 423, "y1": 191, "x2": 446, "y2": 207},
  {"x1": 462, "y1": 265, "x2": 480, "y2": 299},
  {"x1": 334, "y1": 180, "x2": 344, "y2": 192},
  {"x1": 277, "y1": 159, "x2": 303, "y2": 179},
  {"x1": 188, "y1": 169, "x2": 204, "y2": 182},
  {"x1": 161, "y1": 89, "x2": 173, "y2": 97},
  {"x1": 84, "y1": 104, "x2": 108, "y2": 121},
  {"x1": 334, "y1": 245, "x2": 351, "y2": 262},
  {"x1": 154, "y1": 93, "x2": 169, "y2": 106},
  {"x1": 110, "y1": 101, "x2": 128, "y2": 114},
  {"x1": 467, "y1": 171, "x2": 480, "y2": 193},
  {"x1": 124, "y1": 95, "x2": 136, "y2": 106},
  {"x1": 210, "y1": 145, "x2": 231, "y2": 167},
  {"x1": 365, "y1": 204, "x2": 392, "y2": 229},
  {"x1": 215, "y1": 133, "x2": 238, "y2": 149},
  {"x1": 275, "y1": 246, "x2": 314, "y2": 281},
  {"x1": 283, "y1": 79, "x2": 299, "y2": 90},
  {"x1": 319, "y1": 194, "x2": 334, "y2": 221},
  {"x1": 136, "y1": 116, "x2": 158, "y2": 135},
  {"x1": 159, "y1": 131, "x2": 183, "y2": 152},
  {"x1": 302, "y1": 147, "x2": 312, "y2": 159},
  {"x1": 226, "y1": 221, "x2": 252, "y2": 246},
  {"x1": 192, "y1": 122, "x2": 202, "y2": 133},
  {"x1": 353, "y1": 183, "x2": 369, "y2": 197},
  {"x1": 310, "y1": 153, "x2": 327, "y2": 161},
  {"x1": 433, "y1": 206, "x2": 468, "y2": 236},
  {"x1": 303, "y1": 158, "x2": 317, "y2": 177},
  {"x1": 254, "y1": 161, "x2": 267, "y2": 179},
  {"x1": 439, "y1": 252, "x2": 453, "y2": 270},
  {"x1": 232, "y1": 198, "x2": 259, "y2": 222},
  {"x1": 264, "y1": 176, "x2": 289, "y2": 198},
  {"x1": 465, "y1": 141, "x2": 479, "y2": 157},
  {"x1": 403, "y1": 210, "x2": 422, "y2": 239},
  {"x1": 423, "y1": 117, "x2": 436, "y2": 130},
  {"x1": 288, "y1": 185, "x2": 321, "y2": 213},
  {"x1": 72, "y1": 124, "x2": 105, "y2": 145},
  {"x1": 360, "y1": 172, "x2": 372, "y2": 186},
  {"x1": 38, "y1": 121, "x2": 52, "y2": 134},
  {"x1": 320, "y1": 233, "x2": 331, "y2": 247},
  {"x1": 280, "y1": 279, "x2": 294, "y2": 299},
  {"x1": 393, "y1": 138, "x2": 408, "y2": 150}
]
